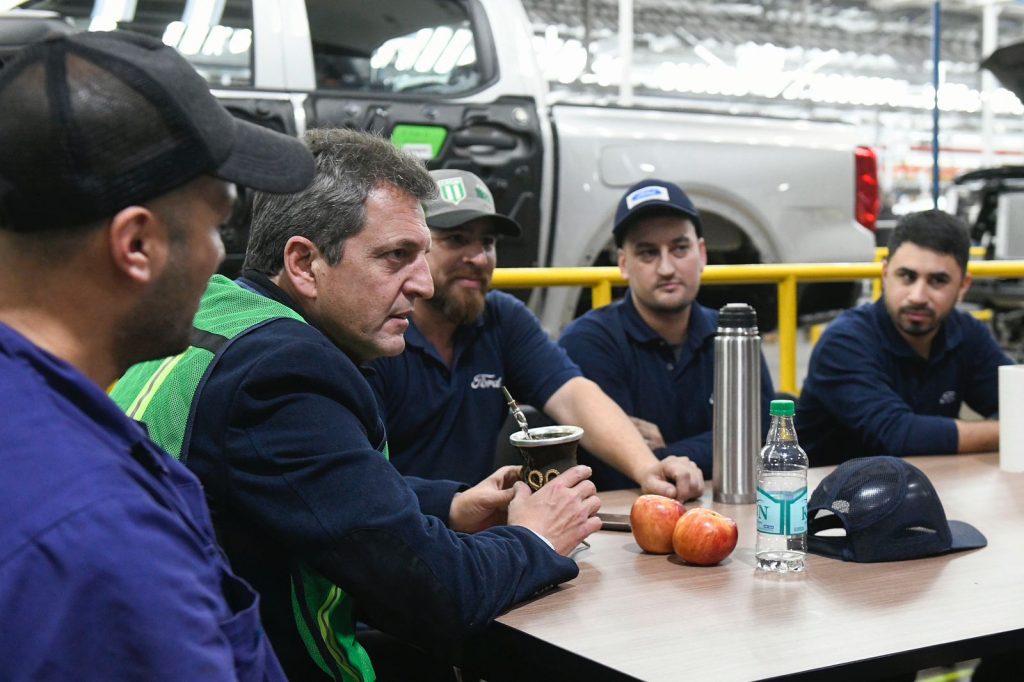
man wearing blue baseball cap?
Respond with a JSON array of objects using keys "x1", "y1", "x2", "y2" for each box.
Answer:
[
  {"x1": 369, "y1": 170, "x2": 705, "y2": 501},
  {"x1": 559, "y1": 179, "x2": 775, "y2": 485}
]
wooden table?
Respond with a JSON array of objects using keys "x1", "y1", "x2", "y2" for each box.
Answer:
[{"x1": 460, "y1": 455, "x2": 1024, "y2": 681}]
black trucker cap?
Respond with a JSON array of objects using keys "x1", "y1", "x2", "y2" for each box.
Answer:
[
  {"x1": 808, "y1": 456, "x2": 986, "y2": 563},
  {"x1": 612, "y1": 178, "x2": 703, "y2": 246},
  {"x1": 0, "y1": 30, "x2": 315, "y2": 231}
]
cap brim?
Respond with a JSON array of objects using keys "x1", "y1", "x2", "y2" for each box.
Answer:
[
  {"x1": 215, "y1": 119, "x2": 315, "y2": 193},
  {"x1": 426, "y1": 208, "x2": 522, "y2": 237},
  {"x1": 946, "y1": 519, "x2": 987, "y2": 553}
]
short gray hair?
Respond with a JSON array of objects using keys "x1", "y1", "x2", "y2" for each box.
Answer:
[{"x1": 243, "y1": 128, "x2": 436, "y2": 274}]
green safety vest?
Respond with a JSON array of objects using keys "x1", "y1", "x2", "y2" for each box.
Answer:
[{"x1": 110, "y1": 274, "x2": 376, "y2": 682}]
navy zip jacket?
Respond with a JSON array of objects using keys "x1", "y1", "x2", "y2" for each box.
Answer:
[
  {"x1": 0, "y1": 323, "x2": 285, "y2": 681},
  {"x1": 796, "y1": 299, "x2": 1013, "y2": 466},
  {"x1": 187, "y1": 274, "x2": 578, "y2": 680},
  {"x1": 559, "y1": 294, "x2": 774, "y2": 486}
]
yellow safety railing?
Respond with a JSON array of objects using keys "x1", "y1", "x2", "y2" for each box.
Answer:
[{"x1": 493, "y1": 259, "x2": 1024, "y2": 395}]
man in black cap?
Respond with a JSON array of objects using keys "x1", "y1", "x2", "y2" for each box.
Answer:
[
  {"x1": 0, "y1": 30, "x2": 314, "y2": 679},
  {"x1": 369, "y1": 170, "x2": 705, "y2": 499},
  {"x1": 559, "y1": 179, "x2": 775, "y2": 486}
]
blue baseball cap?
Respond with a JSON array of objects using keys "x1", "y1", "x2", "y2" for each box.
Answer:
[
  {"x1": 808, "y1": 456, "x2": 986, "y2": 563},
  {"x1": 612, "y1": 178, "x2": 703, "y2": 246}
]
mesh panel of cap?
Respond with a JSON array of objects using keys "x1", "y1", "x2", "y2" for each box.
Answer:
[
  {"x1": 1, "y1": 30, "x2": 314, "y2": 232},
  {"x1": 0, "y1": 43, "x2": 205, "y2": 230},
  {"x1": 824, "y1": 458, "x2": 904, "y2": 531},
  {"x1": 68, "y1": 55, "x2": 178, "y2": 180}
]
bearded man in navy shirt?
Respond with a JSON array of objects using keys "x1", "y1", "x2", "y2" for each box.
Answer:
[
  {"x1": 796, "y1": 209, "x2": 1012, "y2": 466},
  {"x1": 369, "y1": 170, "x2": 704, "y2": 500}
]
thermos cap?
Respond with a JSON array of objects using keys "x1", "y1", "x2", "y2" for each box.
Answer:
[
  {"x1": 770, "y1": 399, "x2": 795, "y2": 416},
  {"x1": 717, "y1": 303, "x2": 758, "y2": 330}
]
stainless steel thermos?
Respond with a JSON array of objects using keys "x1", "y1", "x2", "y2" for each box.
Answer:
[{"x1": 712, "y1": 303, "x2": 761, "y2": 504}]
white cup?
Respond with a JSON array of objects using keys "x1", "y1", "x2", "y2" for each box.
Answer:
[{"x1": 998, "y1": 365, "x2": 1024, "y2": 473}]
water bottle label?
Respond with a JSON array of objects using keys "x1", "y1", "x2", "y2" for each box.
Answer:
[{"x1": 756, "y1": 487, "x2": 808, "y2": 535}]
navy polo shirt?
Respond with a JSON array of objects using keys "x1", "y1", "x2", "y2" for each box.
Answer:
[
  {"x1": 559, "y1": 294, "x2": 775, "y2": 488},
  {"x1": 368, "y1": 290, "x2": 581, "y2": 485},
  {"x1": 796, "y1": 299, "x2": 1013, "y2": 466},
  {"x1": 0, "y1": 323, "x2": 284, "y2": 680}
]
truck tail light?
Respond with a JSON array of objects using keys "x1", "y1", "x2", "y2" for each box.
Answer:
[{"x1": 855, "y1": 145, "x2": 879, "y2": 232}]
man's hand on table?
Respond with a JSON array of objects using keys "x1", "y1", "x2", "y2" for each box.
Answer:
[
  {"x1": 640, "y1": 456, "x2": 704, "y2": 502},
  {"x1": 508, "y1": 464, "x2": 602, "y2": 556}
]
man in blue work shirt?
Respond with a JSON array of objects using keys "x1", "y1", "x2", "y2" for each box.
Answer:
[
  {"x1": 369, "y1": 170, "x2": 705, "y2": 500},
  {"x1": 0, "y1": 31, "x2": 316, "y2": 679},
  {"x1": 796, "y1": 209, "x2": 1012, "y2": 466},
  {"x1": 557, "y1": 179, "x2": 775, "y2": 486}
]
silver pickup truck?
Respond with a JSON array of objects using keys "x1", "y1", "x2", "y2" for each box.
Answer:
[{"x1": 2, "y1": 0, "x2": 877, "y2": 330}]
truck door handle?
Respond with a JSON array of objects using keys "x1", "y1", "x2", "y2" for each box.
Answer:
[{"x1": 452, "y1": 129, "x2": 517, "y2": 150}]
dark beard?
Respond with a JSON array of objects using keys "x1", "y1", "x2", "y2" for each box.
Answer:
[
  {"x1": 429, "y1": 285, "x2": 486, "y2": 326},
  {"x1": 897, "y1": 320, "x2": 937, "y2": 337},
  {"x1": 896, "y1": 306, "x2": 938, "y2": 337}
]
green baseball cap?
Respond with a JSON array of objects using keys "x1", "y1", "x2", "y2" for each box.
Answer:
[{"x1": 423, "y1": 169, "x2": 522, "y2": 237}]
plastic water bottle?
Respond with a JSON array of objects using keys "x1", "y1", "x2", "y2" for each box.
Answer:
[{"x1": 755, "y1": 399, "x2": 808, "y2": 573}]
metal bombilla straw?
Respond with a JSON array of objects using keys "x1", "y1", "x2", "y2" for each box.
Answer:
[{"x1": 502, "y1": 387, "x2": 532, "y2": 440}]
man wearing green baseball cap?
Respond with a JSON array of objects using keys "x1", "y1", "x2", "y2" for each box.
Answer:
[{"x1": 369, "y1": 169, "x2": 705, "y2": 501}]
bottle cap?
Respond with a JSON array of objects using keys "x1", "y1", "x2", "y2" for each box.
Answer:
[
  {"x1": 770, "y1": 399, "x2": 795, "y2": 416},
  {"x1": 717, "y1": 303, "x2": 758, "y2": 329}
]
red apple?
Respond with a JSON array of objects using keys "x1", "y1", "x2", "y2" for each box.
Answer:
[
  {"x1": 671, "y1": 508, "x2": 738, "y2": 566},
  {"x1": 630, "y1": 494, "x2": 687, "y2": 554}
]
